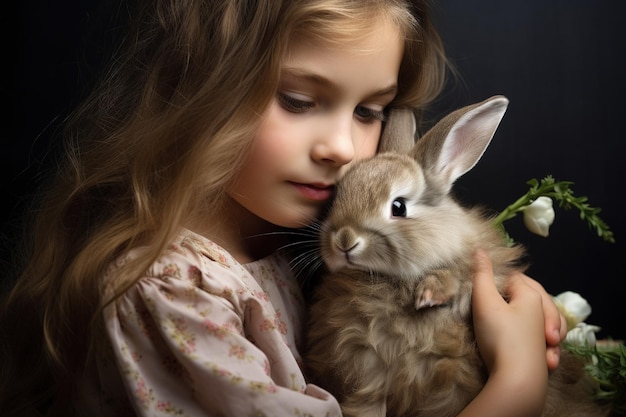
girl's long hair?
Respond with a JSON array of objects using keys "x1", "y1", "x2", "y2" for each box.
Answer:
[{"x1": 0, "y1": 0, "x2": 447, "y2": 415}]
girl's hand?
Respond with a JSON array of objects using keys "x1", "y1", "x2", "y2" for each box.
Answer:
[
  {"x1": 515, "y1": 272, "x2": 567, "y2": 371},
  {"x1": 472, "y1": 251, "x2": 566, "y2": 372},
  {"x1": 461, "y1": 250, "x2": 550, "y2": 417},
  {"x1": 472, "y1": 250, "x2": 548, "y2": 377}
]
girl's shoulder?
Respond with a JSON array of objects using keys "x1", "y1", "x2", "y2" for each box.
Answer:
[
  {"x1": 137, "y1": 229, "x2": 248, "y2": 284},
  {"x1": 173, "y1": 228, "x2": 240, "y2": 270},
  {"x1": 174, "y1": 229, "x2": 295, "y2": 286},
  {"x1": 104, "y1": 228, "x2": 292, "y2": 297},
  {"x1": 100, "y1": 229, "x2": 238, "y2": 294},
  {"x1": 174, "y1": 229, "x2": 293, "y2": 280}
]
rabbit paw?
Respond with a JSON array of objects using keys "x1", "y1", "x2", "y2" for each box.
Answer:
[{"x1": 414, "y1": 270, "x2": 459, "y2": 311}]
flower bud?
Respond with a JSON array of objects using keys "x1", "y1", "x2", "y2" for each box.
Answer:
[
  {"x1": 523, "y1": 196, "x2": 555, "y2": 237},
  {"x1": 554, "y1": 291, "x2": 592, "y2": 329},
  {"x1": 565, "y1": 322, "x2": 601, "y2": 347}
]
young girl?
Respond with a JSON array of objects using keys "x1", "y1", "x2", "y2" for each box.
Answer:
[{"x1": 1, "y1": 1, "x2": 565, "y2": 416}]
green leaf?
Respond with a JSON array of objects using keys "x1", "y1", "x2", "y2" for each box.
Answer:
[
  {"x1": 564, "y1": 341, "x2": 626, "y2": 414},
  {"x1": 494, "y1": 175, "x2": 615, "y2": 244}
]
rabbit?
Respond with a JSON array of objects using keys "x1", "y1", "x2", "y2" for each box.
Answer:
[{"x1": 304, "y1": 96, "x2": 610, "y2": 417}]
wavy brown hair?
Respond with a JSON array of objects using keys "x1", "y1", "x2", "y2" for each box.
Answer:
[{"x1": 0, "y1": 0, "x2": 447, "y2": 415}]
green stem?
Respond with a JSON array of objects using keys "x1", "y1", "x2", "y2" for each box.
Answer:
[
  {"x1": 493, "y1": 180, "x2": 555, "y2": 226},
  {"x1": 492, "y1": 194, "x2": 531, "y2": 226},
  {"x1": 492, "y1": 176, "x2": 614, "y2": 244}
]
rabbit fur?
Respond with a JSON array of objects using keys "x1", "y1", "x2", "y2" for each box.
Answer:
[{"x1": 305, "y1": 96, "x2": 609, "y2": 417}]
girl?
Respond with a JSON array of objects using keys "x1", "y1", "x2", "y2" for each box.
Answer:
[{"x1": 1, "y1": 1, "x2": 565, "y2": 416}]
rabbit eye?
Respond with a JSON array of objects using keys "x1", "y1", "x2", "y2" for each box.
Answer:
[{"x1": 391, "y1": 198, "x2": 407, "y2": 217}]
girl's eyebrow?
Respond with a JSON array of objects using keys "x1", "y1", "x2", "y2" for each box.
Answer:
[{"x1": 281, "y1": 67, "x2": 398, "y2": 98}]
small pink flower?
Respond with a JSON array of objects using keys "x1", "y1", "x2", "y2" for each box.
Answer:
[{"x1": 229, "y1": 344, "x2": 247, "y2": 360}]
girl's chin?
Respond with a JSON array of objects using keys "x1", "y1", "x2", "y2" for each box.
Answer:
[{"x1": 264, "y1": 207, "x2": 323, "y2": 230}]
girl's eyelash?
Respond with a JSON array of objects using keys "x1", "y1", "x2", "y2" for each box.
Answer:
[
  {"x1": 355, "y1": 106, "x2": 387, "y2": 123},
  {"x1": 277, "y1": 92, "x2": 314, "y2": 113},
  {"x1": 278, "y1": 92, "x2": 386, "y2": 123}
]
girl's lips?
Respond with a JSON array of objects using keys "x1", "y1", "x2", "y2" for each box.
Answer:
[{"x1": 291, "y1": 182, "x2": 334, "y2": 201}]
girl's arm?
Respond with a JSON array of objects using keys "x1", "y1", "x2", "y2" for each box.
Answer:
[
  {"x1": 101, "y1": 246, "x2": 341, "y2": 417},
  {"x1": 458, "y1": 251, "x2": 561, "y2": 417}
]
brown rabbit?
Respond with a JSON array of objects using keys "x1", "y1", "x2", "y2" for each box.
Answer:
[{"x1": 305, "y1": 96, "x2": 609, "y2": 417}]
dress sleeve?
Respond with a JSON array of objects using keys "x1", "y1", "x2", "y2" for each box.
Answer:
[{"x1": 103, "y1": 246, "x2": 341, "y2": 416}]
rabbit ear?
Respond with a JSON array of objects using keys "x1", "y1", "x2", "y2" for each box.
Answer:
[
  {"x1": 378, "y1": 108, "x2": 417, "y2": 154},
  {"x1": 413, "y1": 95, "x2": 509, "y2": 191}
]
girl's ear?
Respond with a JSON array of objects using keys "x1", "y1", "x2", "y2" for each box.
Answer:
[{"x1": 377, "y1": 108, "x2": 416, "y2": 154}]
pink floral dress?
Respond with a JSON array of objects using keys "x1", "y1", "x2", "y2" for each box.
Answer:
[{"x1": 78, "y1": 229, "x2": 341, "y2": 416}]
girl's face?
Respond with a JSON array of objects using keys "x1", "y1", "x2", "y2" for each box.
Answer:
[{"x1": 229, "y1": 19, "x2": 404, "y2": 229}]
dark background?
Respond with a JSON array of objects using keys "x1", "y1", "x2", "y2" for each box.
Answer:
[
  {"x1": 429, "y1": 0, "x2": 626, "y2": 340},
  {"x1": 3, "y1": 1, "x2": 624, "y2": 339}
]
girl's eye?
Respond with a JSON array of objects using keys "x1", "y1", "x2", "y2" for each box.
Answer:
[
  {"x1": 277, "y1": 92, "x2": 315, "y2": 113},
  {"x1": 355, "y1": 105, "x2": 386, "y2": 124},
  {"x1": 391, "y1": 197, "x2": 407, "y2": 217}
]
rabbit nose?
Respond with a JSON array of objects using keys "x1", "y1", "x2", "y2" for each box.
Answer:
[{"x1": 333, "y1": 228, "x2": 364, "y2": 258}]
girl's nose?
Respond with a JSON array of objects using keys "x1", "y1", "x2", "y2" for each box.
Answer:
[{"x1": 311, "y1": 114, "x2": 355, "y2": 166}]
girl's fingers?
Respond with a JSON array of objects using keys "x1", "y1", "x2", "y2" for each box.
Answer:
[
  {"x1": 471, "y1": 250, "x2": 503, "y2": 310},
  {"x1": 513, "y1": 273, "x2": 567, "y2": 371},
  {"x1": 518, "y1": 274, "x2": 567, "y2": 346}
]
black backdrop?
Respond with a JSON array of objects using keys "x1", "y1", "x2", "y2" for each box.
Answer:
[{"x1": 3, "y1": 1, "x2": 625, "y2": 339}]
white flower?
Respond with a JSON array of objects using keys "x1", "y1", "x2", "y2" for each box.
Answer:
[
  {"x1": 554, "y1": 291, "x2": 592, "y2": 329},
  {"x1": 523, "y1": 196, "x2": 555, "y2": 237},
  {"x1": 565, "y1": 322, "x2": 601, "y2": 347}
]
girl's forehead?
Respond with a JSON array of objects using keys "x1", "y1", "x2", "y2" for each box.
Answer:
[
  {"x1": 280, "y1": 19, "x2": 403, "y2": 99},
  {"x1": 287, "y1": 17, "x2": 404, "y2": 58}
]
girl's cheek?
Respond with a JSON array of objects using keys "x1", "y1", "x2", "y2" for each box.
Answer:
[{"x1": 358, "y1": 128, "x2": 382, "y2": 159}]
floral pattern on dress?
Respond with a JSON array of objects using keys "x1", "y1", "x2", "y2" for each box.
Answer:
[
  {"x1": 134, "y1": 378, "x2": 155, "y2": 411},
  {"x1": 165, "y1": 315, "x2": 197, "y2": 356},
  {"x1": 156, "y1": 400, "x2": 186, "y2": 416},
  {"x1": 259, "y1": 309, "x2": 288, "y2": 335},
  {"x1": 203, "y1": 318, "x2": 237, "y2": 339},
  {"x1": 85, "y1": 229, "x2": 341, "y2": 416}
]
